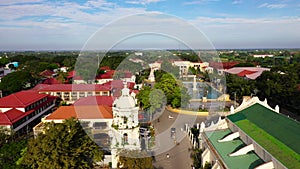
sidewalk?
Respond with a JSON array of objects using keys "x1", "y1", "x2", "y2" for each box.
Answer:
[{"x1": 167, "y1": 106, "x2": 209, "y2": 116}]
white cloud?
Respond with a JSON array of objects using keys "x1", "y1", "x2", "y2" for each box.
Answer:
[
  {"x1": 184, "y1": 0, "x2": 220, "y2": 5},
  {"x1": 84, "y1": 0, "x2": 116, "y2": 9},
  {"x1": 125, "y1": 0, "x2": 164, "y2": 5},
  {"x1": 258, "y1": 3, "x2": 287, "y2": 9},
  {"x1": 0, "y1": 0, "x2": 43, "y2": 5},
  {"x1": 232, "y1": 0, "x2": 242, "y2": 5},
  {"x1": 0, "y1": 0, "x2": 299, "y2": 50}
]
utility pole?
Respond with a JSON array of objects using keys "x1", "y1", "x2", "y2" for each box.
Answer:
[{"x1": 234, "y1": 92, "x2": 236, "y2": 108}]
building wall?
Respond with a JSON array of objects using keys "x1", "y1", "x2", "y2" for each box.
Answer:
[{"x1": 42, "y1": 90, "x2": 111, "y2": 104}]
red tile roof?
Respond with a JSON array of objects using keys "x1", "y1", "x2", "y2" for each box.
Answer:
[
  {"x1": 40, "y1": 70, "x2": 55, "y2": 77},
  {"x1": 76, "y1": 105, "x2": 112, "y2": 119},
  {"x1": 45, "y1": 106, "x2": 76, "y2": 120},
  {"x1": 131, "y1": 89, "x2": 139, "y2": 95},
  {"x1": 42, "y1": 78, "x2": 62, "y2": 84},
  {"x1": 96, "y1": 70, "x2": 115, "y2": 79},
  {"x1": 103, "y1": 80, "x2": 135, "y2": 89},
  {"x1": 31, "y1": 84, "x2": 50, "y2": 91},
  {"x1": 237, "y1": 70, "x2": 257, "y2": 77},
  {"x1": 0, "y1": 91, "x2": 48, "y2": 108},
  {"x1": 67, "y1": 70, "x2": 75, "y2": 79},
  {"x1": 36, "y1": 84, "x2": 111, "y2": 92},
  {"x1": 0, "y1": 96, "x2": 56, "y2": 125},
  {"x1": 73, "y1": 96, "x2": 115, "y2": 107},
  {"x1": 209, "y1": 61, "x2": 240, "y2": 69},
  {"x1": 45, "y1": 105, "x2": 113, "y2": 120},
  {"x1": 0, "y1": 108, "x2": 31, "y2": 125},
  {"x1": 99, "y1": 66, "x2": 111, "y2": 71},
  {"x1": 123, "y1": 71, "x2": 133, "y2": 78}
]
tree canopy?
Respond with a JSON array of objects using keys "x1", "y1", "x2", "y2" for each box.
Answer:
[
  {"x1": 0, "y1": 127, "x2": 28, "y2": 169},
  {"x1": 138, "y1": 72, "x2": 191, "y2": 109},
  {"x1": 155, "y1": 73, "x2": 190, "y2": 108},
  {"x1": 23, "y1": 118, "x2": 103, "y2": 169},
  {"x1": 117, "y1": 150, "x2": 153, "y2": 169},
  {"x1": 0, "y1": 71, "x2": 35, "y2": 95}
]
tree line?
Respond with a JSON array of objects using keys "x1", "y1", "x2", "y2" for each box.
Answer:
[{"x1": 226, "y1": 63, "x2": 300, "y2": 115}]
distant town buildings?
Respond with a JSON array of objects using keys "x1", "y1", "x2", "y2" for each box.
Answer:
[
  {"x1": 207, "y1": 61, "x2": 240, "y2": 75},
  {"x1": 224, "y1": 67, "x2": 270, "y2": 80},
  {"x1": 253, "y1": 54, "x2": 274, "y2": 58},
  {"x1": 171, "y1": 60, "x2": 209, "y2": 78}
]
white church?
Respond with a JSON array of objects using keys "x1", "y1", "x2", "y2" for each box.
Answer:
[
  {"x1": 110, "y1": 85, "x2": 141, "y2": 168},
  {"x1": 33, "y1": 84, "x2": 142, "y2": 168}
]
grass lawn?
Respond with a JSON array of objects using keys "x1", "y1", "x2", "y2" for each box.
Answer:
[{"x1": 236, "y1": 119, "x2": 300, "y2": 169}]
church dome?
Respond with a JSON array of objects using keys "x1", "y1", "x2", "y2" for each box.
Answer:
[{"x1": 113, "y1": 86, "x2": 136, "y2": 109}]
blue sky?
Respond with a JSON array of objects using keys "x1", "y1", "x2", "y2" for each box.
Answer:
[{"x1": 0, "y1": 0, "x2": 300, "y2": 50}]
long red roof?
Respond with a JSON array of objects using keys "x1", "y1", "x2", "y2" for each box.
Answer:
[
  {"x1": 36, "y1": 84, "x2": 111, "y2": 92},
  {"x1": 0, "y1": 91, "x2": 48, "y2": 108},
  {"x1": 0, "y1": 96, "x2": 56, "y2": 125},
  {"x1": 73, "y1": 96, "x2": 115, "y2": 107}
]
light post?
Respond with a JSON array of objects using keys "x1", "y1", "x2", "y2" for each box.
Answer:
[{"x1": 233, "y1": 92, "x2": 236, "y2": 108}]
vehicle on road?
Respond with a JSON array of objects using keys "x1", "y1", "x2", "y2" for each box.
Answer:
[{"x1": 171, "y1": 127, "x2": 176, "y2": 139}]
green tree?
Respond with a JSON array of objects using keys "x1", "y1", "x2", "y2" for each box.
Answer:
[
  {"x1": 0, "y1": 71, "x2": 34, "y2": 95},
  {"x1": 0, "y1": 57, "x2": 9, "y2": 66},
  {"x1": 136, "y1": 86, "x2": 151, "y2": 110},
  {"x1": 155, "y1": 74, "x2": 179, "y2": 104},
  {"x1": 0, "y1": 127, "x2": 12, "y2": 147},
  {"x1": 191, "y1": 149, "x2": 202, "y2": 169},
  {"x1": 56, "y1": 71, "x2": 68, "y2": 84},
  {"x1": 149, "y1": 89, "x2": 165, "y2": 113},
  {"x1": 23, "y1": 118, "x2": 103, "y2": 169},
  {"x1": 0, "y1": 127, "x2": 28, "y2": 169},
  {"x1": 203, "y1": 161, "x2": 212, "y2": 169},
  {"x1": 117, "y1": 150, "x2": 153, "y2": 169},
  {"x1": 0, "y1": 140, "x2": 28, "y2": 169},
  {"x1": 155, "y1": 74, "x2": 190, "y2": 108}
]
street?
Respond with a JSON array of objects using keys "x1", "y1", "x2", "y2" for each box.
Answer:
[{"x1": 151, "y1": 108, "x2": 207, "y2": 169}]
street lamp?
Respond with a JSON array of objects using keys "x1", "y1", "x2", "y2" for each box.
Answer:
[{"x1": 233, "y1": 92, "x2": 236, "y2": 108}]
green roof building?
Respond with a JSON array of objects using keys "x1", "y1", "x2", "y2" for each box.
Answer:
[{"x1": 200, "y1": 97, "x2": 300, "y2": 169}]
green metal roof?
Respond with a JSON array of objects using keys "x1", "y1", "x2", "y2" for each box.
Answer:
[
  {"x1": 227, "y1": 103, "x2": 300, "y2": 169},
  {"x1": 206, "y1": 129, "x2": 264, "y2": 169}
]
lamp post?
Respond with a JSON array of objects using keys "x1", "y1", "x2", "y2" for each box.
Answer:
[{"x1": 233, "y1": 92, "x2": 236, "y2": 108}]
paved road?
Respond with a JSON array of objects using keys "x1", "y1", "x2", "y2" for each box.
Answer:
[
  {"x1": 151, "y1": 109, "x2": 207, "y2": 169},
  {"x1": 153, "y1": 136, "x2": 193, "y2": 169}
]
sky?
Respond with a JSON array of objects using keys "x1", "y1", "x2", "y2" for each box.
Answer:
[{"x1": 0, "y1": 0, "x2": 300, "y2": 50}]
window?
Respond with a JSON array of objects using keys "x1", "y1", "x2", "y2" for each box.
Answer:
[
  {"x1": 81, "y1": 121, "x2": 90, "y2": 128},
  {"x1": 93, "y1": 122, "x2": 107, "y2": 129},
  {"x1": 123, "y1": 133, "x2": 128, "y2": 144}
]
